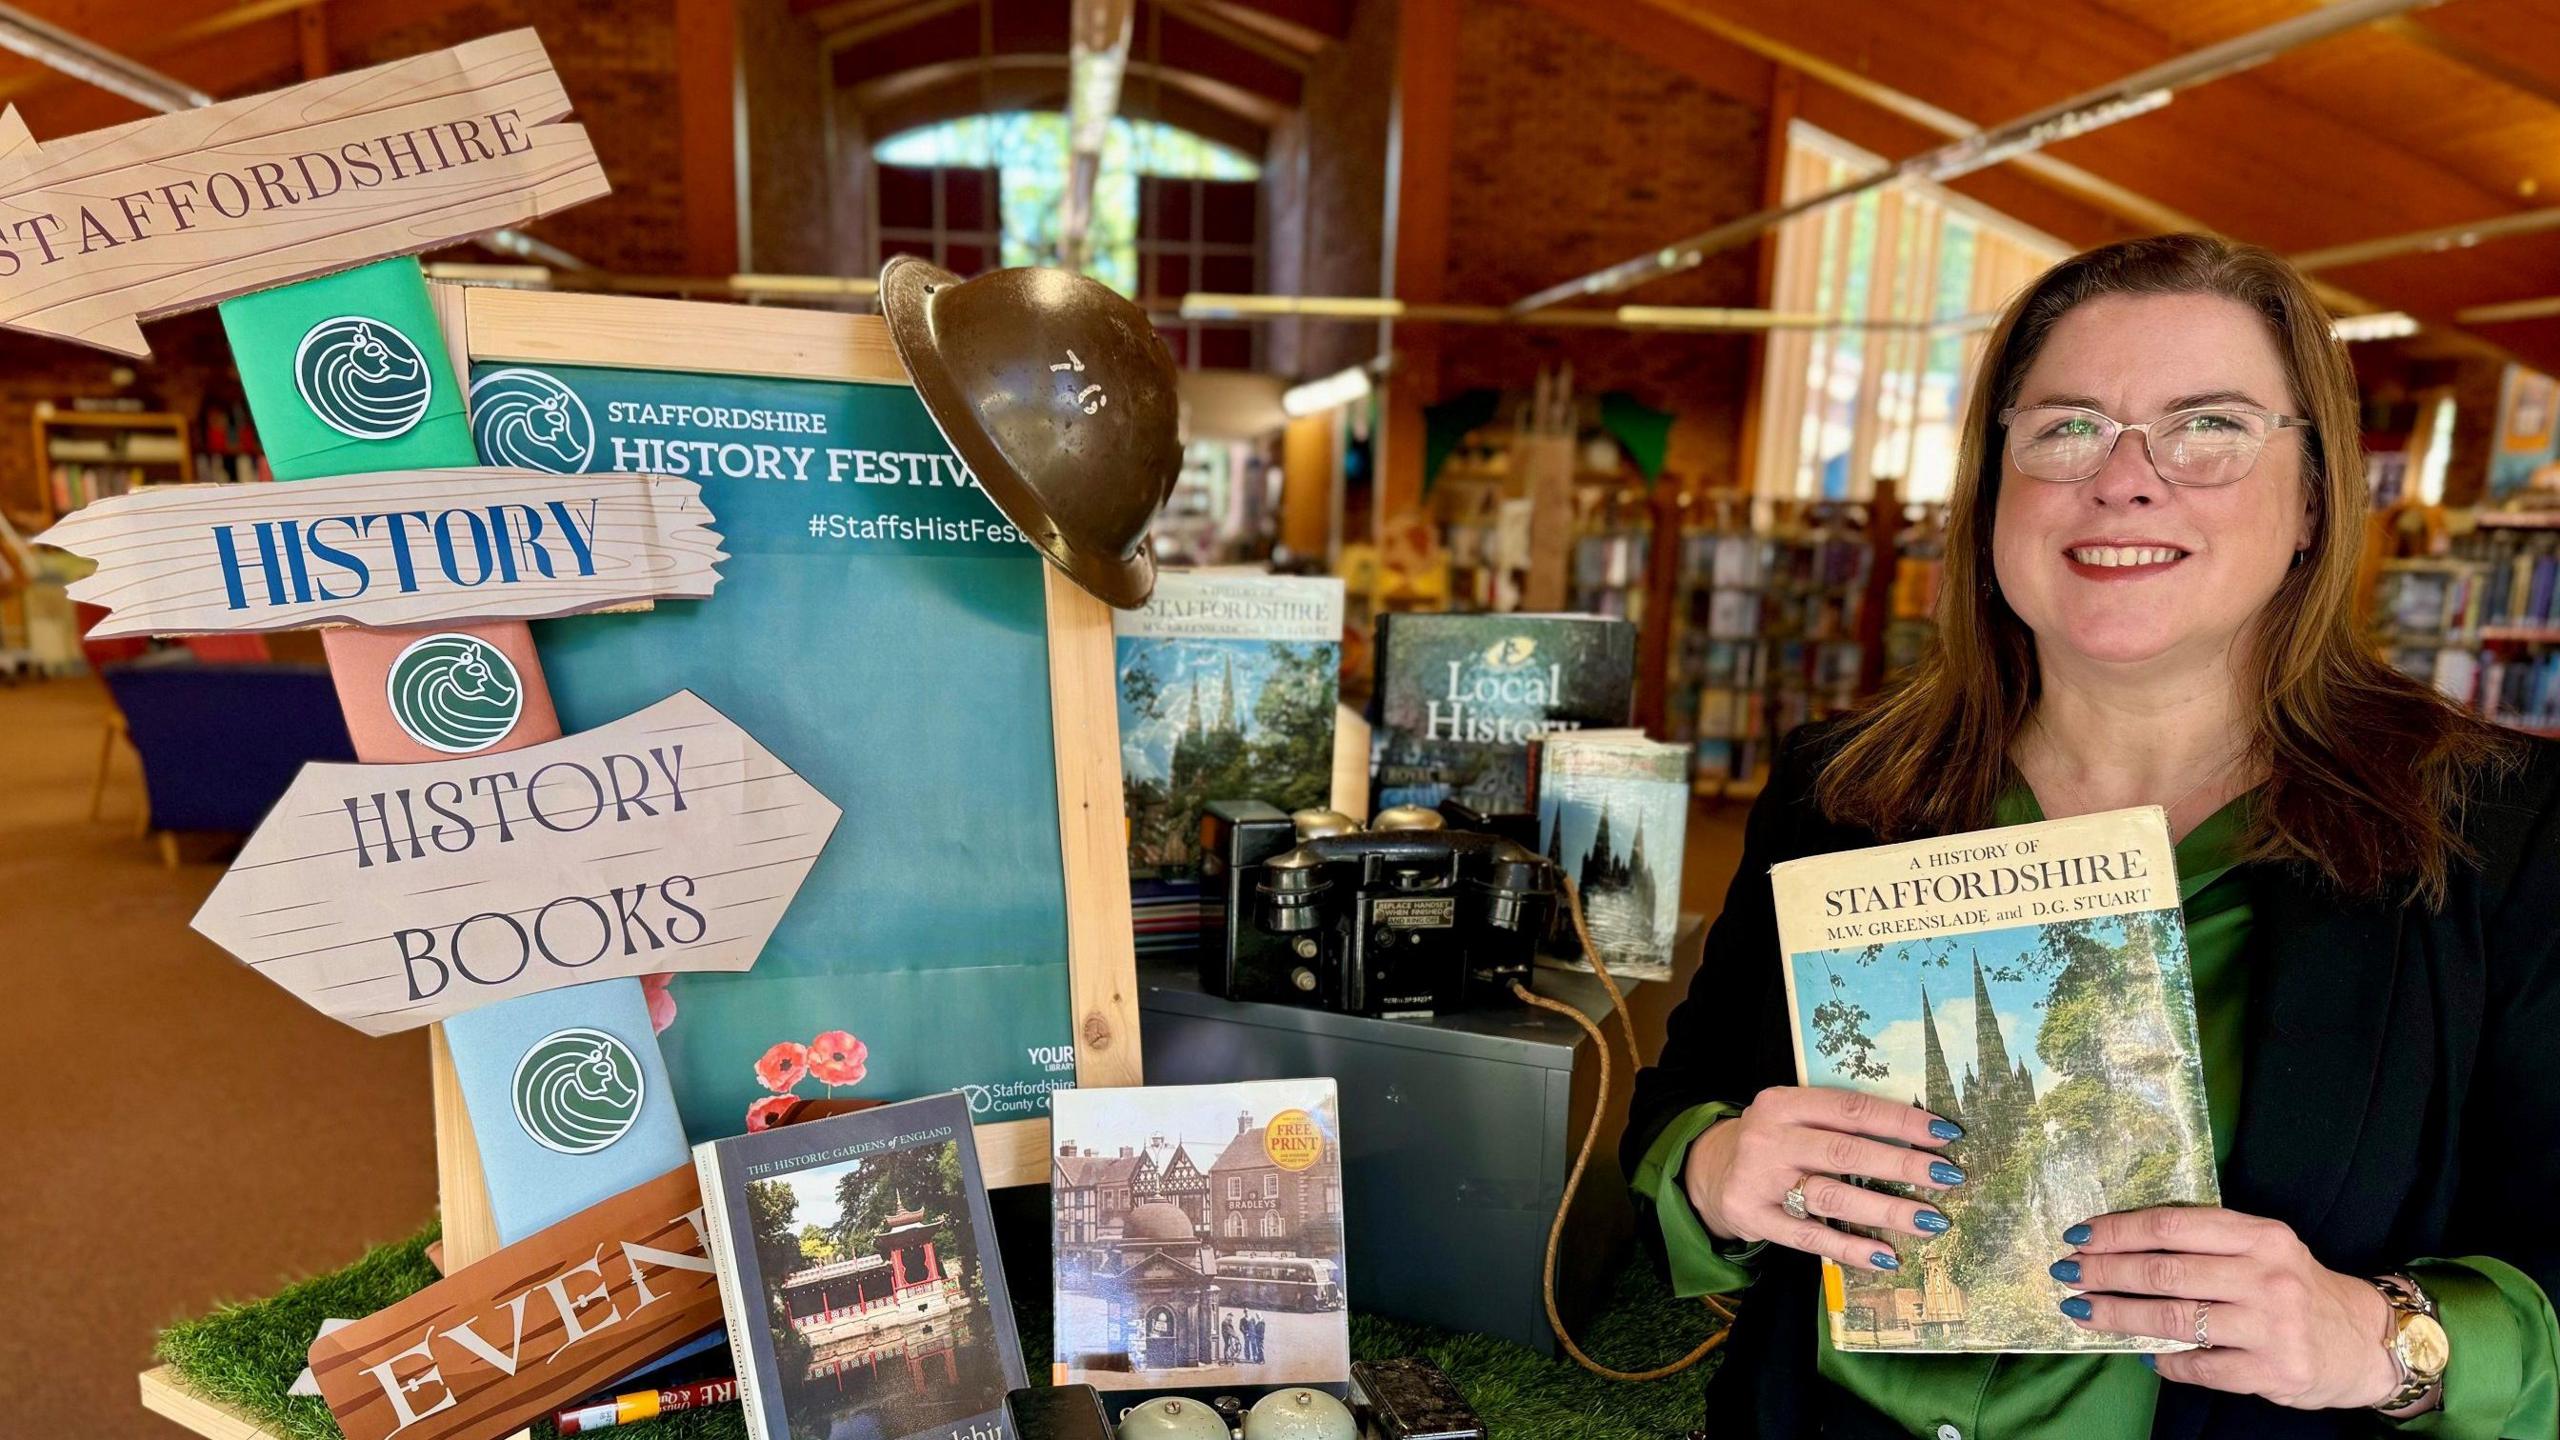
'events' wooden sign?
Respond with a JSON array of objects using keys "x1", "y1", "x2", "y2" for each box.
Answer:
[
  {"x1": 309, "y1": 1164, "x2": 720, "y2": 1440},
  {"x1": 0, "y1": 29, "x2": 605, "y2": 356},
  {"x1": 194, "y1": 690, "x2": 841, "y2": 1034},
  {"x1": 39, "y1": 470, "x2": 725, "y2": 638}
]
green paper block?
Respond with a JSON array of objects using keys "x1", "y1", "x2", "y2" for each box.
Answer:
[{"x1": 219, "y1": 258, "x2": 476, "y2": 481}]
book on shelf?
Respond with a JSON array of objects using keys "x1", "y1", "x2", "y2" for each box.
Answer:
[
  {"x1": 1112, "y1": 572, "x2": 1344, "y2": 885},
  {"x1": 693, "y1": 1093, "x2": 1025, "y2": 1440},
  {"x1": 1772, "y1": 806, "x2": 2217, "y2": 1354},
  {"x1": 1050, "y1": 1079, "x2": 1348, "y2": 1392},
  {"x1": 1531, "y1": 732, "x2": 1688, "y2": 981},
  {"x1": 1372, "y1": 612, "x2": 1635, "y2": 812}
]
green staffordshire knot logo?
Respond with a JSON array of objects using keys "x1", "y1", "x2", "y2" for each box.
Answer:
[
  {"x1": 293, "y1": 315, "x2": 433, "y2": 440},
  {"x1": 511, "y1": 1028, "x2": 645, "y2": 1155},
  {"x1": 384, "y1": 632, "x2": 521, "y2": 754}
]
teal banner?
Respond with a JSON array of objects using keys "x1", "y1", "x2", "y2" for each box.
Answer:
[{"x1": 484, "y1": 361, "x2": 1076, "y2": 1142}]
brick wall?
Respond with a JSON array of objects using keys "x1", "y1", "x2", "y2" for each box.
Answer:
[
  {"x1": 1436, "y1": 0, "x2": 1768, "y2": 485},
  {"x1": 335, "y1": 1, "x2": 689, "y2": 275}
]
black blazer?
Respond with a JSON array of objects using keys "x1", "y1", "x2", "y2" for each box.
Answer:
[{"x1": 1625, "y1": 720, "x2": 2560, "y2": 1439}]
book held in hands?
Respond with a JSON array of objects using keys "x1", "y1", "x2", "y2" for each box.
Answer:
[
  {"x1": 1769, "y1": 806, "x2": 2217, "y2": 1354},
  {"x1": 693, "y1": 1093, "x2": 1026, "y2": 1440}
]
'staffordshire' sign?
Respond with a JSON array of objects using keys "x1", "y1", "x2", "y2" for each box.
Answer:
[
  {"x1": 309, "y1": 1164, "x2": 720, "y2": 1440},
  {"x1": 193, "y1": 690, "x2": 841, "y2": 1034},
  {"x1": 38, "y1": 469, "x2": 725, "y2": 639},
  {"x1": 0, "y1": 29, "x2": 605, "y2": 356}
]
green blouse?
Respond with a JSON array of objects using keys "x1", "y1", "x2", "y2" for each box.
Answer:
[{"x1": 1631, "y1": 788, "x2": 2560, "y2": 1438}]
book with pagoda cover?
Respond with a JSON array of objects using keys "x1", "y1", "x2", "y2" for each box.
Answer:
[
  {"x1": 1769, "y1": 806, "x2": 2217, "y2": 1354},
  {"x1": 693, "y1": 1093, "x2": 1026, "y2": 1440}
]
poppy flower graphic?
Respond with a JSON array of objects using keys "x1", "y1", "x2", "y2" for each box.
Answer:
[
  {"x1": 746, "y1": 1095, "x2": 801, "y2": 1132},
  {"x1": 754, "y1": 1041, "x2": 809, "y2": 1094},
  {"x1": 808, "y1": 1030, "x2": 868, "y2": 1089},
  {"x1": 641, "y1": 973, "x2": 678, "y2": 1034}
]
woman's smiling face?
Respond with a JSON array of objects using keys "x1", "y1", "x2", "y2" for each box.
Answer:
[{"x1": 1991, "y1": 291, "x2": 2315, "y2": 671}]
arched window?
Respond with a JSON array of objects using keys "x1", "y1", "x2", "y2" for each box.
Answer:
[{"x1": 872, "y1": 114, "x2": 1257, "y2": 299}]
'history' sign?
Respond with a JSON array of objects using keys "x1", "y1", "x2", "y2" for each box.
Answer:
[
  {"x1": 192, "y1": 690, "x2": 841, "y2": 1034},
  {"x1": 39, "y1": 469, "x2": 725, "y2": 638}
]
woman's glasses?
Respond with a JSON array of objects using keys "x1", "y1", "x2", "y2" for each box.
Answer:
[{"x1": 1998, "y1": 403, "x2": 2311, "y2": 487}]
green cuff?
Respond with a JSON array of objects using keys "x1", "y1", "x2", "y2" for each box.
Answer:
[
  {"x1": 1630, "y1": 1102, "x2": 1765, "y2": 1297},
  {"x1": 2385, "y1": 1258, "x2": 2559, "y2": 1439}
]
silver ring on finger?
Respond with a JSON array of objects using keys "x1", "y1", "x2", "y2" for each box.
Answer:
[
  {"x1": 2192, "y1": 1299, "x2": 2213, "y2": 1349},
  {"x1": 1782, "y1": 1174, "x2": 1816, "y2": 1221}
]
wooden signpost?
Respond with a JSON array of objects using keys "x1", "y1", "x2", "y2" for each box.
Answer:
[
  {"x1": 193, "y1": 690, "x2": 840, "y2": 1034},
  {"x1": 307, "y1": 1164, "x2": 720, "y2": 1440},
  {"x1": 39, "y1": 470, "x2": 724, "y2": 638},
  {"x1": 0, "y1": 29, "x2": 604, "y2": 357}
]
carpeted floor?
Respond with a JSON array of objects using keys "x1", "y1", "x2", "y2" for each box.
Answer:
[
  {"x1": 3, "y1": 668, "x2": 1752, "y2": 1439},
  {"x1": 0, "y1": 673, "x2": 439, "y2": 1440}
]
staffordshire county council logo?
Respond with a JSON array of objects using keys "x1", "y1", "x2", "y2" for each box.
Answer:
[
  {"x1": 470, "y1": 367, "x2": 596, "y2": 473},
  {"x1": 385, "y1": 632, "x2": 523, "y2": 754},
  {"x1": 293, "y1": 316, "x2": 434, "y2": 440},
  {"x1": 511, "y1": 1028, "x2": 645, "y2": 1155}
]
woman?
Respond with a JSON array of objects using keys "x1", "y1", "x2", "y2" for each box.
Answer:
[{"x1": 1625, "y1": 234, "x2": 2560, "y2": 1439}]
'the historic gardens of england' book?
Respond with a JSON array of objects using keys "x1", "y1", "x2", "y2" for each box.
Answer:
[
  {"x1": 1050, "y1": 1079, "x2": 1348, "y2": 1393},
  {"x1": 1373, "y1": 613, "x2": 1635, "y2": 813},
  {"x1": 694, "y1": 1093, "x2": 1026, "y2": 1440},
  {"x1": 1769, "y1": 806, "x2": 2217, "y2": 1354},
  {"x1": 1114, "y1": 572, "x2": 1344, "y2": 880}
]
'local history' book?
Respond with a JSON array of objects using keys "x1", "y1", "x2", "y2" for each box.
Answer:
[
  {"x1": 1050, "y1": 1079, "x2": 1349, "y2": 1393},
  {"x1": 1533, "y1": 733, "x2": 1689, "y2": 981},
  {"x1": 1770, "y1": 806, "x2": 2217, "y2": 1354},
  {"x1": 694, "y1": 1093, "x2": 1026, "y2": 1440},
  {"x1": 1113, "y1": 572, "x2": 1344, "y2": 880},
  {"x1": 1373, "y1": 613, "x2": 1635, "y2": 813}
]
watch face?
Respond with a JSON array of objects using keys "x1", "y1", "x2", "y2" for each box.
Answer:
[{"x1": 2400, "y1": 1313, "x2": 2452, "y2": 1378}]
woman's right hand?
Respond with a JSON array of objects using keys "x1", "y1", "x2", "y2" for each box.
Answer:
[{"x1": 1681, "y1": 1086, "x2": 1966, "y2": 1272}]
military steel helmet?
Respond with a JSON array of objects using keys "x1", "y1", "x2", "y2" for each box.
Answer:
[{"x1": 879, "y1": 255, "x2": 1181, "y2": 609}]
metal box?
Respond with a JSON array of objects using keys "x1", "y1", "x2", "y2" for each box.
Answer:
[{"x1": 1135, "y1": 959, "x2": 1639, "y2": 1354}]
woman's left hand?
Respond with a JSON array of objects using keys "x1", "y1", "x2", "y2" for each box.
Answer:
[{"x1": 2057, "y1": 1206, "x2": 2404, "y2": 1411}]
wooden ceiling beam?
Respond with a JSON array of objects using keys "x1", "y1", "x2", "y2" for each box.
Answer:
[{"x1": 1188, "y1": 0, "x2": 1344, "y2": 54}]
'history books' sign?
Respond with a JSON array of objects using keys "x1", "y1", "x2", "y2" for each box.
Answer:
[
  {"x1": 192, "y1": 690, "x2": 842, "y2": 1034},
  {"x1": 37, "y1": 469, "x2": 724, "y2": 638},
  {"x1": 0, "y1": 30, "x2": 605, "y2": 356},
  {"x1": 309, "y1": 1163, "x2": 722, "y2": 1440}
]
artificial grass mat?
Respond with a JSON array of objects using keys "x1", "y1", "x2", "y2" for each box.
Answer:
[{"x1": 156, "y1": 1224, "x2": 1722, "y2": 1440}]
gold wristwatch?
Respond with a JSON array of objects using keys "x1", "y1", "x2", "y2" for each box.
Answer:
[{"x1": 2369, "y1": 1272, "x2": 2449, "y2": 1413}]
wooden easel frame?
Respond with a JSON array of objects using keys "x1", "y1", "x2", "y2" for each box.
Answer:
[{"x1": 423, "y1": 284, "x2": 1142, "y2": 1262}]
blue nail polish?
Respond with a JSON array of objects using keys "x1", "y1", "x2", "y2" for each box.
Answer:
[
  {"x1": 1870, "y1": 1251, "x2": 1901, "y2": 1271},
  {"x1": 1914, "y1": 1209, "x2": 1951, "y2": 1235},
  {"x1": 2140, "y1": 1354, "x2": 2157, "y2": 1370},
  {"x1": 1929, "y1": 1161, "x2": 1967, "y2": 1186},
  {"x1": 2049, "y1": 1259, "x2": 2081, "y2": 1284},
  {"x1": 1928, "y1": 1118, "x2": 1964, "y2": 1141},
  {"x1": 2059, "y1": 1296, "x2": 2094, "y2": 1322},
  {"x1": 2063, "y1": 1223, "x2": 2094, "y2": 1246}
]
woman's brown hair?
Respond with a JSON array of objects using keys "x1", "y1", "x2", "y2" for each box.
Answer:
[{"x1": 1814, "y1": 232, "x2": 2514, "y2": 904}]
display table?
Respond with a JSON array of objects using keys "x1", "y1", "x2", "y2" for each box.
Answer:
[{"x1": 143, "y1": 1226, "x2": 1725, "y2": 1440}]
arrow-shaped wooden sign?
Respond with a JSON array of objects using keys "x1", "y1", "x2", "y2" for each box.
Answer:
[
  {"x1": 193, "y1": 691, "x2": 842, "y2": 1035},
  {"x1": 39, "y1": 469, "x2": 726, "y2": 638},
  {"x1": 0, "y1": 29, "x2": 605, "y2": 357}
]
